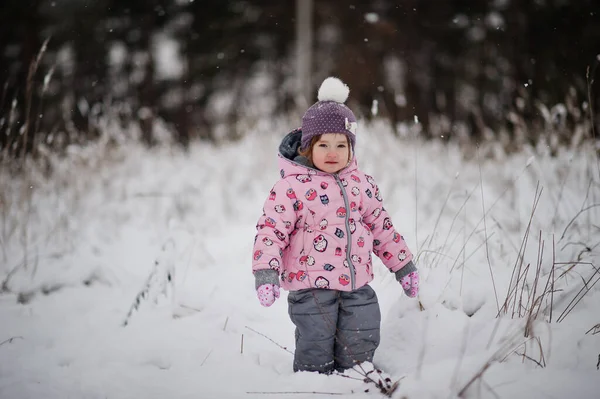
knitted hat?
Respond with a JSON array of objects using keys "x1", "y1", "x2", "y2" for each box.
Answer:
[{"x1": 301, "y1": 77, "x2": 358, "y2": 150}]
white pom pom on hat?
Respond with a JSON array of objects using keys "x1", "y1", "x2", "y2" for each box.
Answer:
[
  {"x1": 301, "y1": 76, "x2": 357, "y2": 151},
  {"x1": 317, "y1": 77, "x2": 350, "y2": 103}
]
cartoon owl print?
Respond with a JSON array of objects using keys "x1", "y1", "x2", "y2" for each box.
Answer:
[
  {"x1": 265, "y1": 217, "x2": 276, "y2": 228},
  {"x1": 321, "y1": 182, "x2": 328, "y2": 189},
  {"x1": 398, "y1": 250, "x2": 407, "y2": 261},
  {"x1": 273, "y1": 229, "x2": 286, "y2": 241},
  {"x1": 274, "y1": 205, "x2": 286, "y2": 214},
  {"x1": 304, "y1": 223, "x2": 314, "y2": 233},
  {"x1": 372, "y1": 208, "x2": 382, "y2": 218},
  {"x1": 297, "y1": 175, "x2": 312, "y2": 183},
  {"x1": 262, "y1": 237, "x2": 273, "y2": 246},
  {"x1": 348, "y1": 218, "x2": 356, "y2": 234},
  {"x1": 319, "y1": 219, "x2": 328, "y2": 230},
  {"x1": 323, "y1": 263, "x2": 335, "y2": 271},
  {"x1": 269, "y1": 258, "x2": 280, "y2": 271},
  {"x1": 351, "y1": 187, "x2": 360, "y2": 196},
  {"x1": 320, "y1": 195, "x2": 330, "y2": 205},
  {"x1": 305, "y1": 188, "x2": 317, "y2": 201},
  {"x1": 383, "y1": 217, "x2": 393, "y2": 230},
  {"x1": 295, "y1": 270, "x2": 307, "y2": 281},
  {"x1": 339, "y1": 274, "x2": 350, "y2": 286},
  {"x1": 366, "y1": 175, "x2": 376, "y2": 188},
  {"x1": 336, "y1": 207, "x2": 347, "y2": 218},
  {"x1": 293, "y1": 200, "x2": 303, "y2": 211},
  {"x1": 269, "y1": 190, "x2": 276, "y2": 200},
  {"x1": 299, "y1": 255, "x2": 316, "y2": 266},
  {"x1": 315, "y1": 276, "x2": 330, "y2": 289},
  {"x1": 313, "y1": 234, "x2": 328, "y2": 252},
  {"x1": 350, "y1": 174, "x2": 361, "y2": 183},
  {"x1": 286, "y1": 188, "x2": 296, "y2": 199},
  {"x1": 375, "y1": 187, "x2": 383, "y2": 202}
]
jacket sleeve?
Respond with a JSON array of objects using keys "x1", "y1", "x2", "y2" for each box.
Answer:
[
  {"x1": 252, "y1": 179, "x2": 297, "y2": 286},
  {"x1": 362, "y1": 174, "x2": 414, "y2": 273}
]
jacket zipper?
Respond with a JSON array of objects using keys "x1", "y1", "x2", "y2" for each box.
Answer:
[
  {"x1": 334, "y1": 174, "x2": 356, "y2": 290},
  {"x1": 286, "y1": 155, "x2": 356, "y2": 289}
]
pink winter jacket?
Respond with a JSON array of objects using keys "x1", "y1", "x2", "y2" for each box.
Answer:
[{"x1": 252, "y1": 130, "x2": 414, "y2": 292}]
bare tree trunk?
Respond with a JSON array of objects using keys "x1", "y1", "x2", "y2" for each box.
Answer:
[{"x1": 296, "y1": 0, "x2": 313, "y2": 109}]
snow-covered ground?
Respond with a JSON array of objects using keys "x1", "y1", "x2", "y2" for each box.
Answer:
[{"x1": 1, "y1": 121, "x2": 599, "y2": 398}]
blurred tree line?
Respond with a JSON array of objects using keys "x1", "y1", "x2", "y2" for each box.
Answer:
[{"x1": 1, "y1": 0, "x2": 599, "y2": 158}]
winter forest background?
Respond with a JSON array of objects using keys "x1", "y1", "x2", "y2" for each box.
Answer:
[
  {"x1": 1, "y1": 1, "x2": 600, "y2": 399},
  {"x1": 1, "y1": 0, "x2": 600, "y2": 154}
]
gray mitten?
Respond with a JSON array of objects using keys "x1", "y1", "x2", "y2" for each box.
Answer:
[
  {"x1": 254, "y1": 269, "x2": 280, "y2": 306},
  {"x1": 394, "y1": 261, "x2": 419, "y2": 298}
]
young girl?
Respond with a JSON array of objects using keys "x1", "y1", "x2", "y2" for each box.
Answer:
[{"x1": 252, "y1": 77, "x2": 419, "y2": 374}]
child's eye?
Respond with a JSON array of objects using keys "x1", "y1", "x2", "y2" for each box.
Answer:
[
  {"x1": 318, "y1": 144, "x2": 328, "y2": 148},
  {"x1": 337, "y1": 144, "x2": 347, "y2": 148}
]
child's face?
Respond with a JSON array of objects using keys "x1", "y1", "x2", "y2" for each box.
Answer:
[{"x1": 311, "y1": 134, "x2": 350, "y2": 174}]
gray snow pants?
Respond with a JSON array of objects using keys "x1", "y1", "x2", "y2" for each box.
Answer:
[{"x1": 287, "y1": 284, "x2": 381, "y2": 373}]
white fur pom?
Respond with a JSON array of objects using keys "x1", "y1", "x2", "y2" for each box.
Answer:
[{"x1": 317, "y1": 77, "x2": 349, "y2": 103}]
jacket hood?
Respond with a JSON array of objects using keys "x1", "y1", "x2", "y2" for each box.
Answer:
[{"x1": 277, "y1": 128, "x2": 358, "y2": 177}]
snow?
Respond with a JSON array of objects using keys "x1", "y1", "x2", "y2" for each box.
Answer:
[{"x1": 1, "y1": 121, "x2": 599, "y2": 399}]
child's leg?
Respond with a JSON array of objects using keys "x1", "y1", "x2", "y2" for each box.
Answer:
[
  {"x1": 334, "y1": 284, "x2": 381, "y2": 371},
  {"x1": 287, "y1": 288, "x2": 340, "y2": 373}
]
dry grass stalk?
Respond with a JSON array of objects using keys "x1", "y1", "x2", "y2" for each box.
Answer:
[
  {"x1": 585, "y1": 323, "x2": 600, "y2": 335},
  {"x1": 0, "y1": 336, "x2": 23, "y2": 347},
  {"x1": 586, "y1": 55, "x2": 599, "y2": 168},
  {"x1": 246, "y1": 391, "x2": 346, "y2": 396},
  {"x1": 556, "y1": 265, "x2": 600, "y2": 323},
  {"x1": 524, "y1": 233, "x2": 545, "y2": 337},
  {"x1": 200, "y1": 349, "x2": 212, "y2": 367},
  {"x1": 478, "y1": 147, "x2": 500, "y2": 313},
  {"x1": 21, "y1": 37, "x2": 51, "y2": 160},
  {"x1": 514, "y1": 336, "x2": 547, "y2": 368},
  {"x1": 499, "y1": 183, "x2": 542, "y2": 317},
  {"x1": 245, "y1": 326, "x2": 293, "y2": 355}
]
